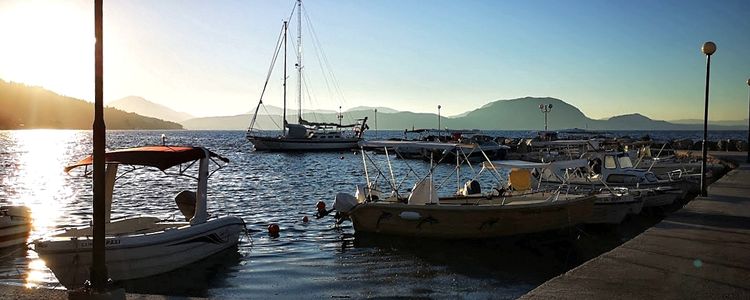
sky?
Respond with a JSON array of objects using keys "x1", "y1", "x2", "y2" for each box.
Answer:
[{"x1": 0, "y1": 0, "x2": 749, "y2": 120}]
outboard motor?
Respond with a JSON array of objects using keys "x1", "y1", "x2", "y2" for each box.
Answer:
[
  {"x1": 334, "y1": 193, "x2": 358, "y2": 214},
  {"x1": 463, "y1": 180, "x2": 481, "y2": 195},
  {"x1": 175, "y1": 190, "x2": 197, "y2": 221}
]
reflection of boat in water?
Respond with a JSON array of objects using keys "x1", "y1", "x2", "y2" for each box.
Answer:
[
  {"x1": 333, "y1": 142, "x2": 595, "y2": 239},
  {"x1": 33, "y1": 146, "x2": 245, "y2": 288},
  {"x1": 246, "y1": 0, "x2": 368, "y2": 151},
  {"x1": 0, "y1": 206, "x2": 31, "y2": 248},
  {"x1": 119, "y1": 246, "x2": 242, "y2": 297}
]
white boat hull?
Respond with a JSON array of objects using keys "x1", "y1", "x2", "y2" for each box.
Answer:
[
  {"x1": 34, "y1": 216, "x2": 244, "y2": 288},
  {"x1": 0, "y1": 206, "x2": 32, "y2": 248},
  {"x1": 248, "y1": 136, "x2": 359, "y2": 151}
]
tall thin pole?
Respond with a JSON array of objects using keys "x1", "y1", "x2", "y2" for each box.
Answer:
[
  {"x1": 700, "y1": 41, "x2": 716, "y2": 197},
  {"x1": 746, "y1": 79, "x2": 750, "y2": 163},
  {"x1": 296, "y1": 0, "x2": 302, "y2": 122},
  {"x1": 91, "y1": 0, "x2": 108, "y2": 291},
  {"x1": 544, "y1": 111, "x2": 548, "y2": 131},
  {"x1": 282, "y1": 21, "x2": 287, "y2": 135},
  {"x1": 437, "y1": 105, "x2": 441, "y2": 138},
  {"x1": 374, "y1": 108, "x2": 378, "y2": 139}
]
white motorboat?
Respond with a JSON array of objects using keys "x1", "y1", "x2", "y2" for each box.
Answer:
[
  {"x1": 536, "y1": 160, "x2": 644, "y2": 224},
  {"x1": 33, "y1": 146, "x2": 245, "y2": 288},
  {"x1": 0, "y1": 206, "x2": 32, "y2": 248}
]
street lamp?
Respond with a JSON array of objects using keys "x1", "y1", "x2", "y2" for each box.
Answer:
[
  {"x1": 700, "y1": 41, "x2": 716, "y2": 197},
  {"x1": 437, "y1": 105, "x2": 441, "y2": 137},
  {"x1": 539, "y1": 103, "x2": 553, "y2": 131},
  {"x1": 337, "y1": 106, "x2": 343, "y2": 127},
  {"x1": 746, "y1": 78, "x2": 750, "y2": 163},
  {"x1": 374, "y1": 108, "x2": 378, "y2": 139}
]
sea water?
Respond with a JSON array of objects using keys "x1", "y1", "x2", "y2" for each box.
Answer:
[{"x1": 0, "y1": 129, "x2": 744, "y2": 298}]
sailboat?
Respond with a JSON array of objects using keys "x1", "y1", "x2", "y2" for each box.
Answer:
[{"x1": 246, "y1": 0, "x2": 368, "y2": 151}]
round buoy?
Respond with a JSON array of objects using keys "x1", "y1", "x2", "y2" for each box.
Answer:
[
  {"x1": 302, "y1": 216, "x2": 309, "y2": 223},
  {"x1": 316, "y1": 201, "x2": 326, "y2": 210},
  {"x1": 340, "y1": 156, "x2": 345, "y2": 159},
  {"x1": 268, "y1": 224, "x2": 280, "y2": 236}
]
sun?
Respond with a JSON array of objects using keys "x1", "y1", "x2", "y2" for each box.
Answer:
[{"x1": 0, "y1": 0, "x2": 93, "y2": 100}]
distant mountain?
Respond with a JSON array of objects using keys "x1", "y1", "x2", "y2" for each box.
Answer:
[
  {"x1": 182, "y1": 96, "x2": 745, "y2": 131},
  {"x1": 247, "y1": 104, "x2": 336, "y2": 115},
  {"x1": 0, "y1": 80, "x2": 182, "y2": 130},
  {"x1": 347, "y1": 106, "x2": 400, "y2": 113},
  {"x1": 670, "y1": 118, "x2": 749, "y2": 127},
  {"x1": 454, "y1": 97, "x2": 592, "y2": 130},
  {"x1": 108, "y1": 96, "x2": 194, "y2": 123}
]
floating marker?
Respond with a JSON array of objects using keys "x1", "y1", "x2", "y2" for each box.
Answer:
[{"x1": 268, "y1": 224, "x2": 280, "y2": 236}]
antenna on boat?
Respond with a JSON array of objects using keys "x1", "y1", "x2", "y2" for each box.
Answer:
[{"x1": 283, "y1": 20, "x2": 288, "y2": 135}]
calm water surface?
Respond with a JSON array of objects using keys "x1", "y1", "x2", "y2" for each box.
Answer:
[{"x1": 0, "y1": 129, "x2": 743, "y2": 298}]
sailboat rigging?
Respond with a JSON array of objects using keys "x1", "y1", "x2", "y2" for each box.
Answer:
[{"x1": 246, "y1": 0, "x2": 368, "y2": 151}]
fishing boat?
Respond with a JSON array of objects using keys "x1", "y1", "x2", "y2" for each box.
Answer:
[
  {"x1": 332, "y1": 141, "x2": 595, "y2": 239},
  {"x1": 0, "y1": 206, "x2": 32, "y2": 248},
  {"x1": 246, "y1": 0, "x2": 368, "y2": 151},
  {"x1": 33, "y1": 146, "x2": 246, "y2": 288}
]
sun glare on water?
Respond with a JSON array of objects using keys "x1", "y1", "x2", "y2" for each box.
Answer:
[{"x1": 1, "y1": 130, "x2": 87, "y2": 287}]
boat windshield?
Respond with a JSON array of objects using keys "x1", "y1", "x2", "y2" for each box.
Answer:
[
  {"x1": 618, "y1": 154, "x2": 633, "y2": 168},
  {"x1": 604, "y1": 156, "x2": 617, "y2": 169}
]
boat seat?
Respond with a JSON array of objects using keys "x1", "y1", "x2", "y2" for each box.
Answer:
[{"x1": 508, "y1": 168, "x2": 532, "y2": 191}]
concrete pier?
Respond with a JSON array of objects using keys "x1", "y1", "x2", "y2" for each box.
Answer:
[{"x1": 522, "y1": 152, "x2": 750, "y2": 299}]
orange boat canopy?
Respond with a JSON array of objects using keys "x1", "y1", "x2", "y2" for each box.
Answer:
[{"x1": 64, "y1": 146, "x2": 229, "y2": 173}]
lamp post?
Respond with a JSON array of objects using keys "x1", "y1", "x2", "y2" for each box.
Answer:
[
  {"x1": 374, "y1": 108, "x2": 378, "y2": 139},
  {"x1": 700, "y1": 41, "x2": 716, "y2": 197},
  {"x1": 337, "y1": 106, "x2": 343, "y2": 127},
  {"x1": 746, "y1": 78, "x2": 750, "y2": 163},
  {"x1": 539, "y1": 103, "x2": 553, "y2": 131},
  {"x1": 437, "y1": 105, "x2": 441, "y2": 138}
]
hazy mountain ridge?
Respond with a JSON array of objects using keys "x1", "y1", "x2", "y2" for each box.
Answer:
[
  {"x1": 247, "y1": 105, "x2": 336, "y2": 115},
  {"x1": 0, "y1": 80, "x2": 182, "y2": 130},
  {"x1": 108, "y1": 96, "x2": 194, "y2": 123},
  {"x1": 669, "y1": 118, "x2": 749, "y2": 126},
  {"x1": 183, "y1": 96, "x2": 745, "y2": 131}
]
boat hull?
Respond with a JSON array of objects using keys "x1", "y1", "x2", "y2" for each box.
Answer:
[
  {"x1": 34, "y1": 216, "x2": 244, "y2": 288},
  {"x1": 587, "y1": 195, "x2": 643, "y2": 224},
  {"x1": 348, "y1": 196, "x2": 595, "y2": 239},
  {"x1": 248, "y1": 136, "x2": 360, "y2": 151},
  {"x1": 0, "y1": 206, "x2": 32, "y2": 248}
]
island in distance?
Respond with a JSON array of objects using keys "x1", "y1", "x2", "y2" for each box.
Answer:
[{"x1": 0, "y1": 79, "x2": 182, "y2": 130}]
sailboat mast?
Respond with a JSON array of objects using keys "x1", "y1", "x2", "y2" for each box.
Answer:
[
  {"x1": 296, "y1": 0, "x2": 303, "y2": 122},
  {"x1": 282, "y1": 21, "x2": 288, "y2": 135}
]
